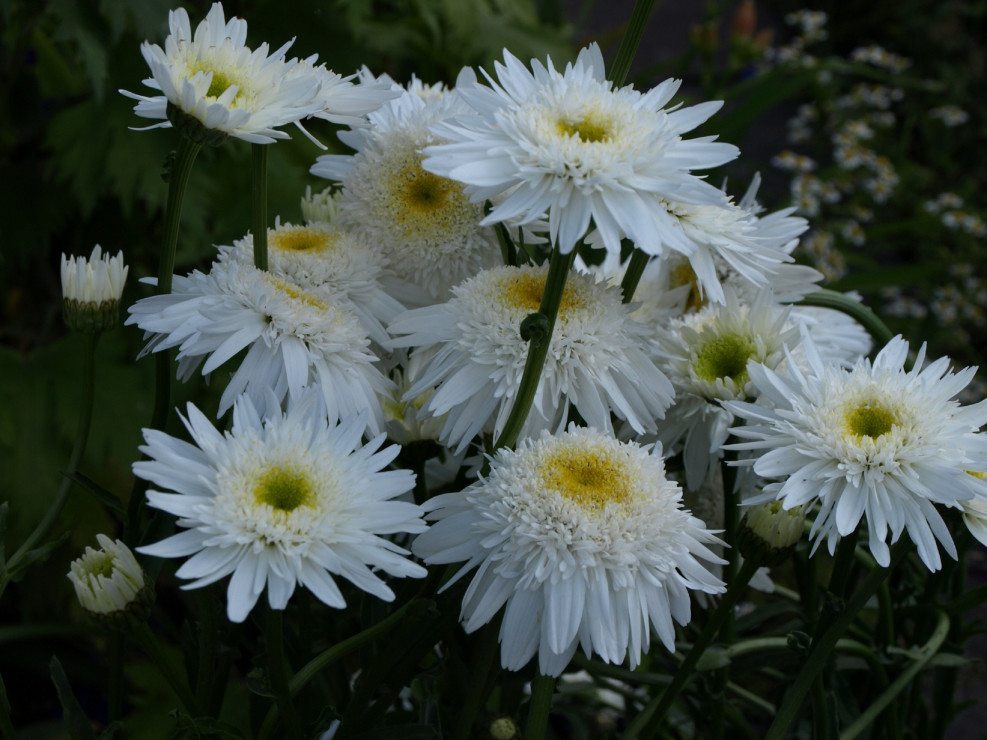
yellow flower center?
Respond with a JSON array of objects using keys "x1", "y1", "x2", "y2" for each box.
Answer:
[
  {"x1": 670, "y1": 261, "x2": 705, "y2": 312},
  {"x1": 88, "y1": 552, "x2": 115, "y2": 579},
  {"x1": 556, "y1": 113, "x2": 612, "y2": 143},
  {"x1": 206, "y1": 69, "x2": 236, "y2": 99},
  {"x1": 270, "y1": 226, "x2": 336, "y2": 254},
  {"x1": 396, "y1": 164, "x2": 456, "y2": 216},
  {"x1": 844, "y1": 401, "x2": 898, "y2": 439},
  {"x1": 268, "y1": 276, "x2": 328, "y2": 310},
  {"x1": 694, "y1": 333, "x2": 756, "y2": 384},
  {"x1": 254, "y1": 466, "x2": 314, "y2": 512},
  {"x1": 541, "y1": 447, "x2": 631, "y2": 509},
  {"x1": 499, "y1": 272, "x2": 583, "y2": 313}
]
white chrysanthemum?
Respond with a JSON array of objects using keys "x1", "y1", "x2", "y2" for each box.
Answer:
[
  {"x1": 135, "y1": 393, "x2": 427, "y2": 622},
  {"x1": 126, "y1": 259, "x2": 390, "y2": 432},
  {"x1": 120, "y1": 3, "x2": 321, "y2": 144},
  {"x1": 312, "y1": 81, "x2": 499, "y2": 306},
  {"x1": 389, "y1": 264, "x2": 675, "y2": 453},
  {"x1": 413, "y1": 426, "x2": 724, "y2": 676},
  {"x1": 422, "y1": 43, "x2": 738, "y2": 257},
  {"x1": 655, "y1": 290, "x2": 803, "y2": 489},
  {"x1": 219, "y1": 220, "x2": 404, "y2": 344},
  {"x1": 725, "y1": 336, "x2": 987, "y2": 570},
  {"x1": 296, "y1": 60, "x2": 398, "y2": 128},
  {"x1": 68, "y1": 535, "x2": 147, "y2": 616},
  {"x1": 61, "y1": 245, "x2": 128, "y2": 304},
  {"x1": 961, "y1": 474, "x2": 987, "y2": 547}
]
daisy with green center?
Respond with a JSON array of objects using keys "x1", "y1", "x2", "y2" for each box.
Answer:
[
  {"x1": 312, "y1": 80, "x2": 500, "y2": 306},
  {"x1": 388, "y1": 264, "x2": 674, "y2": 453},
  {"x1": 135, "y1": 392, "x2": 427, "y2": 622},
  {"x1": 219, "y1": 219, "x2": 404, "y2": 345},
  {"x1": 422, "y1": 43, "x2": 738, "y2": 257},
  {"x1": 126, "y1": 259, "x2": 390, "y2": 432},
  {"x1": 412, "y1": 426, "x2": 724, "y2": 676},
  {"x1": 68, "y1": 535, "x2": 150, "y2": 620},
  {"x1": 725, "y1": 336, "x2": 987, "y2": 570},
  {"x1": 120, "y1": 3, "x2": 322, "y2": 144},
  {"x1": 654, "y1": 289, "x2": 803, "y2": 489}
]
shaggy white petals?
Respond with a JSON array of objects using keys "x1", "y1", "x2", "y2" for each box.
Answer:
[
  {"x1": 312, "y1": 83, "x2": 498, "y2": 306},
  {"x1": 655, "y1": 289, "x2": 804, "y2": 488},
  {"x1": 389, "y1": 264, "x2": 674, "y2": 453},
  {"x1": 423, "y1": 43, "x2": 737, "y2": 256},
  {"x1": 135, "y1": 393, "x2": 427, "y2": 622},
  {"x1": 61, "y1": 245, "x2": 128, "y2": 304},
  {"x1": 120, "y1": 2, "x2": 322, "y2": 143},
  {"x1": 68, "y1": 535, "x2": 147, "y2": 615},
  {"x1": 219, "y1": 220, "x2": 403, "y2": 345},
  {"x1": 126, "y1": 259, "x2": 389, "y2": 433},
  {"x1": 413, "y1": 426, "x2": 724, "y2": 674},
  {"x1": 725, "y1": 335, "x2": 987, "y2": 570}
]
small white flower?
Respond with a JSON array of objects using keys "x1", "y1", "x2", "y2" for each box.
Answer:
[
  {"x1": 126, "y1": 259, "x2": 390, "y2": 432},
  {"x1": 61, "y1": 245, "x2": 128, "y2": 305},
  {"x1": 135, "y1": 392, "x2": 427, "y2": 622},
  {"x1": 389, "y1": 264, "x2": 674, "y2": 453},
  {"x1": 413, "y1": 426, "x2": 724, "y2": 675},
  {"x1": 120, "y1": 3, "x2": 322, "y2": 144},
  {"x1": 423, "y1": 43, "x2": 738, "y2": 256},
  {"x1": 726, "y1": 336, "x2": 987, "y2": 570},
  {"x1": 68, "y1": 535, "x2": 147, "y2": 615}
]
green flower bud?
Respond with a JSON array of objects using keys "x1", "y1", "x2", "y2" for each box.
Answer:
[
  {"x1": 60, "y1": 246, "x2": 128, "y2": 334},
  {"x1": 68, "y1": 534, "x2": 154, "y2": 630},
  {"x1": 737, "y1": 501, "x2": 805, "y2": 567}
]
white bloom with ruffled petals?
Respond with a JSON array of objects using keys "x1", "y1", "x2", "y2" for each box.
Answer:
[
  {"x1": 135, "y1": 392, "x2": 427, "y2": 622},
  {"x1": 726, "y1": 336, "x2": 987, "y2": 570},
  {"x1": 423, "y1": 43, "x2": 738, "y2": 257},
  {"x1": 413, "y1": 426, "x2": 724, "y2": 675},
  {"x1": 121, "y1": 2, "x2": 322, "y2": 143}
]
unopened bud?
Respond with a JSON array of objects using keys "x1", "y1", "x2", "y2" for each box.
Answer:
[
  {"x1": 61, "y1": 246, "x2": 128, "y2": 334},
  {"x1": 68, "y1": 534, "x2": 153, "y2": 630},
  {"x1": 737, "y1": 501, "x2": 805, "y2": 566}
]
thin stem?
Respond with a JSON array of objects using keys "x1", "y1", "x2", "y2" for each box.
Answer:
[
  {"x1": 252, "y1": 144, "x2": 269, "y2": 271},
  {"x1": 625, "y1": 556, "x2": 761, "y2": 739},
  {"x1": 721, "y1": 454, "x2": 740, "y2": 640},
  {"x1": 266, "y1": 607, "x2": 302, "y2": 740},
  {"x1": 764, "y1": 542, "x2": 910, "y2": 740},
  {"x1": 828, "y1": 530, "x2": 860, "y2": 599},
  {"x1": 109, "y1": 633, "x2": 124, "y2": 722},
  {"x1": 608, "y1": 0, "x2": 658, "y2": 87},
  {"x1": 795, "y1": 289, "x2": 894, "y2": 353},
  {"x1": 493, "y1": 247, "x2": 576, "y2": 451},
  {"x1": 811, "y1": 674, "x2": 832, "y2": 740},
  {"x1": 620, "y1": 249, "x2": 649, "y2": 303},
  {"x1": 194, "y1": 590, "x2": 218, "y2": 712},
  {"x1": 525, "y1": 673, "x2": 556, "y2": 739},
  {"x1": 133, "y1": 622, "x2": 201, "y2": 717},
  {"x1": 258, "y1": 599, "x2": 426, "y2": 739},
  {"x1": 453, "y1": 624, "x2": 501, "y2": 740},
  {"x1": 840, "y1": 611, "x2": 949, "y2": 740},
  {"x1": 0, "y1": 334, "x2": 97, "y2": 597},
  {"x1": 0, "y1": 672, "x2": 15, "y2": 740}
]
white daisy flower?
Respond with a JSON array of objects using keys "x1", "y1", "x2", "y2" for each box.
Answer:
[
  {"x1": 126, "y1": 259, "x2": 390, "y2": 432},
  {"x1": 388, "y1": 264, "x2": 675, "y2": 453},
  {"x1": 412, "y1": 426, "x2": 724, "y2": 675},
  {"x1": 135, "y1": 392, "x2": 427, "y2": 622},
  {"x1": 312, "y1": 80, "x2": 499, "y2": 307},
  {"x1": 725, "y1": 336, "x2": 987, "y2": 570},
  {"x1": 655, "y1": 289, "x2": 803, "y2": 489},
  {"x1": 422, "y1": 43, "x2": 738, "y2": 257},
  {"x1": 68, "y1": 535, "x2": 149, "y2": 617},
  {"x1": 219, "y1": 220, "x2": 404, "y2": 345},
  {"x1": 120, "y1": 3, "x2": 322, "y2": 144}
]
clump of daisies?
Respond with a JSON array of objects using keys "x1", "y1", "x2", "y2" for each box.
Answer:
[
  {"x1": 135, "y1": 392, "x2": 427, "y2": 622},
  {"x1": 726, "y1": 336, "x2": 987, "y2": 570},
  {"x1": 413, "y1": 426, "x2": 724, "y2": 675}
]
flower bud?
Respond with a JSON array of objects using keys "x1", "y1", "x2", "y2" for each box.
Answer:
[
  {"x1": 737, "y1": 501, "x2": 805, "y2": 566},
  {"x1": 68, "y1": 534, "x2": 153, "y2": 629},
  {"x1": 301, "y1": 185, "x2": 342, "y2": 224},
  {"x1": 488, "y1": 716, "x2": 520, "y2": 740},
  {"x1": 60, "y1": 245, "x2": 128, "y2": 334}
]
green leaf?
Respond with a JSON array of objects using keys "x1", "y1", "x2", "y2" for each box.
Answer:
[
  {"x1": 49, "y1": 656, "x2": 98, "y2": 740},
  {"x1": 63, "y1": 471, "x2": 126, "y2": 518}
]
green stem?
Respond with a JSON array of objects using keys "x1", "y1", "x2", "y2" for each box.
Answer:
[
  {"x1": 266, "y1": 607, "x2": 302, "y2": 740},
  {"x1": 493, "y1": 247, "x2": 576, "y2": 452},
  {"x1": 811, "y1": 674, "x2": 833, "y2": 740},
  {"x1": 626, "y1": 556, "x2": 761, "y2": 739},
  {"x1": 194, "y1": 590, "x2": 218, "y2": 713},
  {"x1": 0, "y1": 671, "x2": 15, "y2": 740},
  {"x1": 827, "y1": 530, "x2": 860, "y2": 599},
  {"x1": 763, "y1": 542, "x2": 910, "y2": 740},
  {"x1": 453, "y1": 624, "x2": 501, "y2": 740},
  {"x1": 109, "y1": 633, "x2": 124, "y2": 722},
  {"x1": 620, "y1": 249, "x2": 650, "y2": 303},
  {"x1": 252, "y1": 144, "x2": 269, "y2": 271},
  {"x1": 840, "y1": 611, "x2": 949, "y2": 740},
  {"x1": 608, "y1": 0, "x2": 659, "y2": 86},
  {"x1": 0, "y1": 333, "x2": 97, "y2": 597},
  {"x1": 258, "y1": 598, "x2": 425, "y2": 739},
  {"x1": 721, "y1": 455, "x2": 740, "y2": 640},
  {"x1": 525, "y1": 672, "x2": 556, "y2": 739},
  {"x1": 795, "y1": 289, "x2": 894, "y2": 352},
  {"x1": 133, "y1": 622, "x2": 201, "y2": 717}
]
